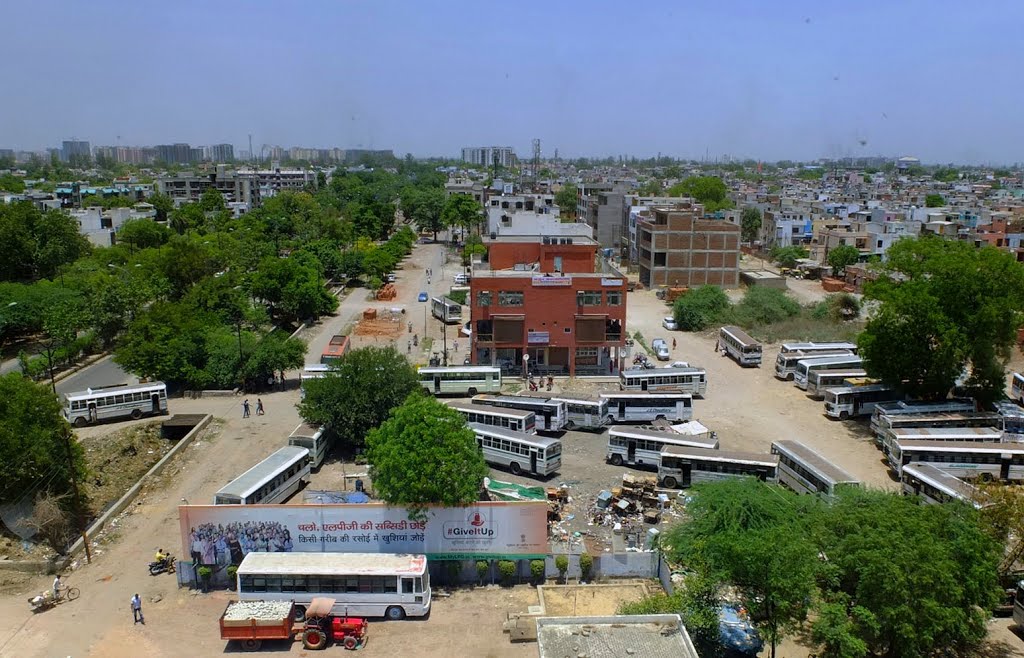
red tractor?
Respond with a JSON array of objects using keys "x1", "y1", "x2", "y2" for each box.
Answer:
[{"x1": 301, "y1": 598, "x2": 368, "y2": 651}]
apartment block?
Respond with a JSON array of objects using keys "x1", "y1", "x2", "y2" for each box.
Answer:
[
  {"x1": 635, "y1": 204, "x2": 741, "y2": 288},
  {"x1": 156, "y1": 166, "x2": 258, "y2": 207},
  {"x1": 461, "y1": 146, "x2": 516, "y2": 168}
]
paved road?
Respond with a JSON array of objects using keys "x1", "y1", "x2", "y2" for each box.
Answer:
[{"x1": 54, "y1": 355, "x2": 133, "y2": 397}]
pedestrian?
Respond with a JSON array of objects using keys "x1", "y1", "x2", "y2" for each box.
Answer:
[
  {"x1": 672, "y1": 338, "x2": 676, "y2": 350},
  {"x1": 714, "y1": 340, "x2": 720, "y2": 353},
  {"x1": 131, "y1": 593, "x2": 144, "y2": 624},
  {"x1": 256, "y1": 399, "x2": 265, "y2": 416},
  {"x1": 453, "y1": 340, "x2": 458, "y2": 352},
  {"x1": 242, "y1": 399, "x2": 250, "y2": 418}
]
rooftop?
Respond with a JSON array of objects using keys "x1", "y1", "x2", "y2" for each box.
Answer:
[{"x1": 536, "y1": 614, "x2": 699, "y2": 658}]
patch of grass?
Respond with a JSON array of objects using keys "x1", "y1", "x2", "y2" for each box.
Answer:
[
  {"x1": 632, "y1": 331, "x2": 650, "y2": 354},
  {"x1": 80, "y1": 421, "x2": 172, "y2": 515},
  {"x1": 747, "y1": 316, "x2": 864, "y2": 344}
]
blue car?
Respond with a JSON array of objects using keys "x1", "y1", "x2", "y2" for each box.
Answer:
[{"x1": 418, "y1": 292, "x2": 429, "y2": 302}]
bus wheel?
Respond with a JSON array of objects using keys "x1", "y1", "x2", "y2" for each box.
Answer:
[
  {"x1": 981, "y1": 473, "x2": 994, "y2": 483},
  {"x1": 467, "y1": 387, "x2": 478, "y2": 396},
  {"x1": 610, "y1": 454, "x2": 623, "y2": 466},
  {"x1": 302, "y1": 628, "x2": 327, "y2": 650},
  {"x1": 662, "y1": 476, "x2": 678, "y2": 489},
  {"x1": 73, "y1": 417, "x2": 87, "y2": 427},
  {"x1": 130, "y1": 409, "x2": 143, "y2": 420},
  {"x1": 839, "y1": 411, "x2": 849, "y2": 420},
  {"x1": 386, "y1": 605, "x2": 406, "y2": 621},
  {"x1": 509, "y1": 462, "x2": 522, "y2": 475}
]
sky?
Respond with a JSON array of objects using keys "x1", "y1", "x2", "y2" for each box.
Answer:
[{"x1": 2, "y1": 1, "x2": 1022, "y2": 165}]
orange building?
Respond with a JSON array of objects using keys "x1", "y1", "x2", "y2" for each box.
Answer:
[{"x1": 469, "y1": 235, "x2": 627, "y2": 376}]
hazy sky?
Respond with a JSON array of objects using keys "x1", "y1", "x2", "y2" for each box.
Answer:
[{"x1": 3, "y1": 1, "x2": 1022, "y2": 164}]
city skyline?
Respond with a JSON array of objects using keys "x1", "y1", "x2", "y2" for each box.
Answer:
[{"x1": 2, "y1": 1, "x2": 1022, "y2": 164}]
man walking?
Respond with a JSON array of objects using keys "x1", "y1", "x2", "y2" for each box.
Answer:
[
  {"x1": 242, "y1": 399, "x2": 250, "y2": 418},
  {"x1": 256, "y1": 398, "x2": 265, "y2": 416},
  {"x1": 131, "y1": 593, "x2": 144, "y2": 624}
]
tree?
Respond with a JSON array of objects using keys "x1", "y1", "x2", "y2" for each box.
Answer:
[
  {"x1": 826, "y1": 244, "x2": 861, "y2": 277},
  {"x1": 298, "y1": 347, "x2": 420, "y2": 452},
  {"x1": 0, "y1": 173, "x2": 26, "y2": 193},
  {"x1": 740, "y1": 207, "x2": 762, "y2": 243},
  {"x1": 554, "y1": 186, "x2": 578, "y2": 219},
  {"x1": 365, "y1": 395, "x2": 488, "y2": 521},
  {"x1": 618, "y1": 574, "x2": 722, "y2": 654},
  {"x1": 442, "y1": 194, "x2": 483, "y2": 241},
  {"x1": 730, "y1": 286, "x2": 801, "y2": 327},
  {"x1": 859, "y1": 236, "x2": 1024, "y2": 405},
  {"x1": 118, "y1": 218, "x2": 171, "y2": 250},
  {"x1": 198, "y1": 188, "x2": 227, "y2": 212},
  {"x1": 770, "y1": 245, "x2": 809, "y2": 269},
  {"x1": 924, "y1": 193, "x2": 946, "y2": 208},
  {"x1": 402, "y1": 187, "x2": 445, "y2": 239},
  {"x1": 0, "y1": 373, "x2": 87, "y2": 507},
  {"x1": 673, "y1": 285, "x2": 730, "y2": 331},
  {"x1": 169, "y1": 202, "x2": 205, "y2": 234},
  {"x1": 114, "y1": 301, "x2": 218, "y2": 387},
  {"x1": 240, "y1": 333, "x2": 305, "y2": 390},
  {"x1": 148, "y1": 192, "x2": 174, "y2": 223},
  {"x1": 667, "y1": 176, "x2": 734, "y2": 212}
]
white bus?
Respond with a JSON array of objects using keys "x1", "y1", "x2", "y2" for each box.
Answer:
[
  {"x1": 600, "y1": 392, "x2": 693, "y2": 424},
  {"x1": 823, "y1": 383, "x2": 900, "y2": 420},
  {"x1": 300, "y1": 364, "x2": 330, "y2": 395},
  {"x1": 63, "y1": 381, "x2": 168, "y2": 427},
  {"x1": 619, "y1": 366, "x2": 707, "y2": 397},
  {"x1": 1011, "y1": 372, "x2": 1024, "y2": 406},
  {"x1": 775, "y1": 347, "x2": 856, "y2": 380},
  {"x1": 237, "y1": 552, "x2": 430, "y2": 620},
  {"x1": 805, "y1": 369, "x2": 867, "y2": 399},
  {"x1": 779, "y1": 341, "x2": 859, "y2": 355},
  {"x1": 876, "y1": 412, "x2": 1004, "y2": 450},
  {"x1": 287, "y1": 423, "x2": 335, "y2": 469},
  {"x1": 887, "y1": 440, "x2": 1024, "y2": 482},
  {"x1": 418, "y1": 365, "x2": 501, "y2": 396},
  {"x1": 550, "y1": 396, "x2": 609, "y2": 431},
  {"x1": 606, "y1": 425, "x2": 718, "y2": 469},
  {"x1": 431, "y1": 296, "x2": 462, "y2": 324},
  {"x1": 994, "y1": 401, "x2": 1024, "y2": 442},
  {"x1": 900, "y1": 462, "x2": 988, "y2": 509},
  {"x1": 472, "y1": 394, "x2": 566, "y2": 433},
  {"x1": 469, "y1": 423, "x2": 561, "y2": 477},
  {"x1": 447, "y1": 400, "x2": 536, "y2": 434},
  {"x1": 883, "y1": 427, "x2": 1005, "y2": 463},
  {"x1": 771, "y1": 440, "x2": 860, "y2": 497},
  {"x1": 214, "y1": 446, "x2": 311, "y2": 505},
  {"x1": 793, "y1": 355, "x2": 863, "y2": 390},
  {"x1": 658, "y1": 446, "x2": 779, "y2": 489},
  {"x1": 869, "y1": 399, "x2": 977, "y2": 437},
  {"x1": 719, "y1": 326, "x2": 762, "y2": 367}
]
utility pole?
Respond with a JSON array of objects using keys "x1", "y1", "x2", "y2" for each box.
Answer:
[{"x1": 63, "y1": 428, "x2": 91, "y2": 563}]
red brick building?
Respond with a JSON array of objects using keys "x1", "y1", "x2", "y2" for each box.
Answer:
[
  {"x1": 636, "y1": 204, "x2": 741, "y2": 288},
  {"x1": 469, "y1": 235, "x2": 627, "y2": 376}
]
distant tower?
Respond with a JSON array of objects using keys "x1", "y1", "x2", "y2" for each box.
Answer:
[{"x1": 531, "y1": 138, "x2": 541, "y2": 182}]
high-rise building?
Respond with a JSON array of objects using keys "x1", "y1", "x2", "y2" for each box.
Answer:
[
  {"x1": 462, "y1": 146, "x2": 516, "y2": 168},
  {"x1": 155, "y1": 143, "x2": 196, "y2": 164},
  {"x1": 210, "y1": 143, "x2": 234, "y2": 162},
  {"x1": 61, "y1": 140, "x2": 91, "y2": 163}
]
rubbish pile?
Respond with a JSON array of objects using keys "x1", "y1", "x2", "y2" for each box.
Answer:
[{"x1": 587, "y1": 474, "x2": 675, "y2": 551}]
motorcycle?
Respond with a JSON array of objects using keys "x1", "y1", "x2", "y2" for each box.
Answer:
[{"x1": 149, "y1": 554, "x2": 177, "y2": 576}]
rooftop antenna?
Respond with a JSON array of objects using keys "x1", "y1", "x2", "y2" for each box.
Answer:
[{"x1": 248, "y1": 134, "x2": 254, "y2": 165}]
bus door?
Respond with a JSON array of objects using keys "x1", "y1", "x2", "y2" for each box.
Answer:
[
  {"x1": 88, "y1": 403, "x2": 98, "y2": 424},
  {"x1": 1002, "y1": 455, "x2": 1011, "y2": 481},
  {"x1": 681, "y1": 461, "x2": 692, "y2": 488},
  {"x1": 530, "y1": 450, "x2": 538, "y2": 473},
  {"x1": 542, "y1": 412, "x2": 552, "y2": 430},
  {"x1": 627, "y1": 440, "x2": 636, "y2": 463},
  {"x1": 151, "y1": 393, "x2": 160, "y2": 414},
  {"x1": 641, "y1": 379, "x2": 648, "y2": 391},
  {"x1": 618, "y1": 400, "x2": 625, "y2": 419},
  {"x1": 434, "y1": 376, "x2": 441, "y2": 394}
]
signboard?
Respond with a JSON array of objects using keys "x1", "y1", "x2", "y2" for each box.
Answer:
[
  {"x1": 601, "y1": 278, "x2": 623, "y2": 287},
  {"x1": 179, "y1": 502, "x2": 548, "y2": 563},
  {"x1": 532, "y1": 275, "x2": 572, "y2": 287},
  {"x1": 527, "y1": 331, "x2": 550, "y2": 344}
]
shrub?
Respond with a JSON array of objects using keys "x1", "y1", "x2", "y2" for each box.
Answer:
[
  {"x1": 227, "y1": 566, "x2": 238, "y2": 589},
  {"x1": 731, "y1": 286, "x2": 800, "y2": 327},
  {"x1": 530, "y1": 559, "x2": 545, "y2": 584},
  {"x1": 826, "y1": 293, "x2": 861, "y2": 321},
  {"x1": 447, "y1": 561, "x2": 461, "y2": 586},
  {"x1": 448, "y1": 289, "x2": 467, "y2": 305},
  {"x1": 771, "y1": 245, "x2": 809, "y2": 269},
  {"x1": 197, "y1": 566, "x2": 212, "y2": 580},
  {"x1": 555, "y1": 554, "x2": 569, "y2": 582},
  {"x1": 673, "y1": 285, "x2": 730, "y2": 331},
  {"x1": 578, "y1": 553, "x2": 594, "y2": 581},
  {"x1": 476, "y1": 560, "x2": 489, "y2": 585},
  {"x1": 497, "y1": 560, "x2": 516, "y2": 586}
]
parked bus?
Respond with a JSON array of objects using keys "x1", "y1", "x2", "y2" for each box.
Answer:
[
  {"x1": 805, "y1": 369, "x2": 867, "y2": 399},
  {"x1": 1012, "y1": 372, "x2": 1024, "y2": 406},
  {"x1": 876, "y1": 412, "x2": 1004, "y2": 449},
  {"x1": 901, "y1": 463, "x2": 988, "y2": 509},
  {"x1": 472, "y1": 394, "x2": 566, "y2": 433},
  {"x1": 619, "y1": 366, "x2": 707, "y2": 397},
  {"x1": 869, "y1": 399, "x2": 977, "y2": 437},
  {"x1": 213, "y1": 446, "x2": 311, "y2": 505},
  {"x1": 63, "y1": 381, "x2": 168, "y2": 427},
  {"x1": 237, "y1": 552, "x2": 430, "y2": 620},
  {"x1": 719, "y1": 326, "x2": 762, "y2": 367},
  {"x1": 550, "y1": 395, "x2": 609, "y2": 431},
  {"x1": 771, "y1": 440, "x2": 860, "y2": 497},
  {"x1": 823, "y1": 383, "x2": 900, "y2": 420},
  {"x1": 793, "y1": 355, "x2": 863, "y2": 390},
  {"x1": 446, "y1": 400, "x2": 536, "y2": 434},
  {"x1": 606, "y1": 425, "x2": 718, "y2": 469},
  {"x1": 600, "y1": 392, "x2": 693, "y2": 424},
  {"x1": 887, "y1": 440, "x2": 1024, "y2": 482},
  {"x1": 418, "y1": 365, "x2": 502, "y2": 396},
  {"x1": 469, "y1": 423, "x2": 561, "y2": 477},
  {"x1": 431, "y1": 296, "x2": 462, "y2": 324},
  {"x1": 287, "y1": 423, "x2": 335, "y2": 469},
  {"x1": 658, "y1": 446, "x2": 779, "y2": 489},
  {"x1": 995, "y1": 401, "x2": 1024, "y2": 442},
  {"x1": 779, "y1": 341, "x2": 859, "y2": 355},
  {"x1": 775, "y1": 347, "x2": 856, "y2": 380},
  {"x1": 320, "y1": 334, "x2": 351, "y2": 364},
  {"x1": 883, "y1": 427, "x2": 1005, "y2": 463},
  {"x1": 300, "y1": 365, "x2": 330, "y2": 399}
]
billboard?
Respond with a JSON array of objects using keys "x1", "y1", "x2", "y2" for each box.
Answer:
[{"x1": 179, "y1": 501, "x2": 548, "y2": 564}]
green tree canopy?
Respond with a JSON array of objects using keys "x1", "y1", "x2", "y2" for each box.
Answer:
[
  {"x1": 826, "y1": 244, "x2": 860, "y2": 277},
  {"x1": 118, "y1": 218, "x2": 171, "y2": 250},
  {"x1": 0, "y1": 373, "x2": 87, "y2": 507},
  {"x1": 198, "y1": 187, "x2": 227, "y2": 212},
  {"x1": 0, "y1": 202, "x2": 92, "y2": 282},
  {"x1": 667, "y1": 176, "x2": 734, "y2": 212},
  {"x1": 859, "y1": 236, "x2": 1024, "y2": 404},
  {"x1": 365, "y1": 395, "x2": 488, "y2": 521},
  {"x1": 402, "y1": 186, "x2": 446, "y2": 239},
  {"x1": 0, "y1": 173, "x2": 26, "y2": 193},
  {"x1": 298, "y1": 346, "x2": 420, "y2": 452},
  {"x1": 740, "y1": 206, "x2": 762, "y2": 243},
  {"x1": 553, "y1": 185, "x2": 578, "y2": 219},
  {"x1": 673, "y1": 285, "x2": 730, "y2": 331},
  {"x1": 924, "y1": 193, "x2": 946, "y2": 207},
  {"x1": 441, "y1": 194, "x2": 483, "y2": 239},
  {"x1": 770, "y1": 245, "x2": 809, "y2": 269},
  {"x1": 147, "y1": 192, "x2": 174, "y2": 223}
]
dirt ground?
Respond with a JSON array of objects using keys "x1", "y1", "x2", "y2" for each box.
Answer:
[{"x1": 539, "y1": 583, "x2": 648, "y2": 616}]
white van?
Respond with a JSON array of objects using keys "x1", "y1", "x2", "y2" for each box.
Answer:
[{"x1": 454, "y1": 273, "x2": 470, "y2": 285}]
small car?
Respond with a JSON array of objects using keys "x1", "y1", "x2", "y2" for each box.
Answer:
[
  {"x1": 662, "y1": 317, "x2": 678, "y2": 330},
  {"x1": 417, "y1": 292, "x2": 429, "y2": 302},
  {"x1": 454, "y1": 273, "x2": 470, "y2": 285},
  {"x1": 461, "y1": 321, "x2": 472, "y2": 337},
  {"x1": 651, "y1": 338, "x2": 671, "y2": 361},
  {"x1": 385, "y1": 273, "x2": 397, "y2": 283}
]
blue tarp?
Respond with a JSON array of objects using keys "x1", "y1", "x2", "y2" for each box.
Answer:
[{"x1": 719, "y1": 605, "x2": 763, "y2": 654}]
